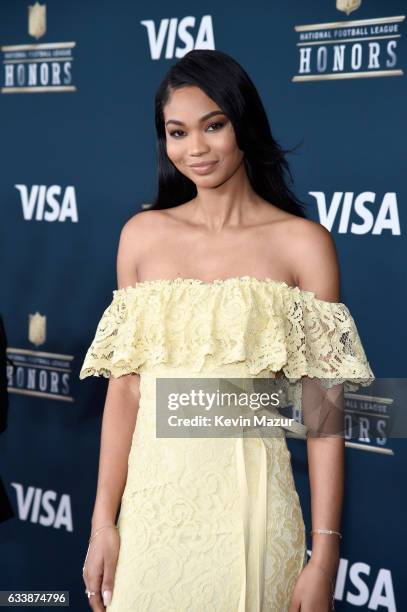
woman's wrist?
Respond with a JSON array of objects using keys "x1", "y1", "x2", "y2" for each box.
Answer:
[
  {"x1": 311, "y1": 531, "x2": 340, "y2": 553},
  {"x1": 88, "y1": 523, "x2": 119, "y2": 544},
  {"x1": 90, "y1": 519, "x2": 116, "y2": 533},
  {"x1": 310, "y1": 532, "x2": 340, "y2": 576},
  {"x1": 91, "y1": 510, "x2": 117, "y2": 530},
  {"x1": 309, "y1": 549, "x2": 340, "y2": 580},
  {"x1": 309, "y1": 557, "x2": 338, "y2": 582}
]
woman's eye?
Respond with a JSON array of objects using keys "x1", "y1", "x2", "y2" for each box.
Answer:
[
  {"x1": 169, "y1": 121, "x2": 226, "y2": 138},
  {"x1": 206, "y1": 121, "x2": 225, "y2": 131},
  {"x1": 169, "y1": 129, "x2": 185, "y2": 138}
]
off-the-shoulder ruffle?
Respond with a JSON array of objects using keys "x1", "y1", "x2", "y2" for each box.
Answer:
[{"x1": 78, "y1": 276, "x2": 374, "y2": 387}]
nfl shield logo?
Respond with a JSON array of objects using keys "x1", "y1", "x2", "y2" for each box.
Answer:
[
  {"x1": 29, "y1": 312, "x2": 46, "y2": 346},
  {"x1": 336, "y1": 0, "x2": 361, "y2": 16},
  {"x1": 28, "y1": 2, "x2": 47, "y2": 39}
]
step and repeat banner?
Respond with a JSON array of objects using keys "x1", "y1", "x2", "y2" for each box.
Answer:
[{"x1": 0, "y1": 1, "x2": 406, "y2": 610}]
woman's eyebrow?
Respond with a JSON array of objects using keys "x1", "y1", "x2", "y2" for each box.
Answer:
[{"x1": 165, "y1": 110, "x2": 225, "y2": 127}]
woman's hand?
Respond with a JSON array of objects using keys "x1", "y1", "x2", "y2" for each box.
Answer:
[
  {"x1": 288, "y1": 560, "x2": 336, "y2": 612},
  {"x1": 82, "y1": 526, "x2": 120, "y2": 611}
]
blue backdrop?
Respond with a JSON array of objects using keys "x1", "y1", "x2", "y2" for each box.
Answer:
[{"x1": 1, "y1": 1, "x2": 406, "y2": 610}]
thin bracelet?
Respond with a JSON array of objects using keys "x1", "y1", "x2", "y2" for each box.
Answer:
[
  {"x1": 310, "y1": 528, "x2": 342, "y2": 539},
  {"x1": 89, "y1": 524, "x2": 119, "y2": 544},
  {"x1": 83, "y1": 525, "x2": 119, "y2": 572}
]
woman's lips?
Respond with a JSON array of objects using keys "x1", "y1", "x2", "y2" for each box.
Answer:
[{"x1": 189, "y1": 161, "x2": 218, "y2": 174}]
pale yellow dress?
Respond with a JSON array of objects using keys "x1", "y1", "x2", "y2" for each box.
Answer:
[{"x1": 79, "y1": 276, "x2": 374, "y2": 612}]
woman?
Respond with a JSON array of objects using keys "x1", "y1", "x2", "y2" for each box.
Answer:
[{"x1": 80, "y1": 49, "x2": 374, "y2": 611}]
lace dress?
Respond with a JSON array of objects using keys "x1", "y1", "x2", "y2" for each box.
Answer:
[{"x1": 79, "y1": 276, "x2": 374, "y2": 612}]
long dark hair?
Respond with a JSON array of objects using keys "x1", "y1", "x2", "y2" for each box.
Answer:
[{"x1": 149, "y1": 49, "x2": 308, "y2": 218}]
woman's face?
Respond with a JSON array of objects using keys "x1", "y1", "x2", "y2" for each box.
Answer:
[{"x1": 163, "y1": 85, "x2": 244, "y2": 185}]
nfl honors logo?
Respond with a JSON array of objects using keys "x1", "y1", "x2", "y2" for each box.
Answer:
[
  {"x1": 7, "y1": 309, "x2": 75, "y2": 401},
  {"x1": 293, "y1": 0, "x2": 405, "y2": 81},
  {"x1": 29, "y1": 312, "x2": 46, "y2": 346},
  {"x1": 28, "y1": 2, "x2": 47, "y2": 39},
  {"x1": 1, "y1": 1, "x2": 76, "y2": 93}
]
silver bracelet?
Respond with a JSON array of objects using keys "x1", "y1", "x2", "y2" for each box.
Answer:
[
  {"x1": 310, "y1": 528, "x2": 342, "y2": 539},
  {"x1": 89, "y1": 523, "x2": 118, "y2": 544},
  {"x1": 82, "y1": 524, "x2": 119, "y2": 573}
]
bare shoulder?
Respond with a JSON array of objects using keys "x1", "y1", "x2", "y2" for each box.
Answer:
[
  {"x1": 283, "y1": 216, "x2": 340, "y2": 302},
  {"x1": 120, "y1": 209, "x2": 168, "y2": 236},
  {"x1": 283, "y1": 215, "x2": 335, "y2": 250},
  {"x1": 116, "y1": 210, "x2": 166, "y2": 288}
]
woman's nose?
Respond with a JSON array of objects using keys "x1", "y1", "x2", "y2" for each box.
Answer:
[{"x1": 188, "y1": 131, "x2": 210, "y2": 156}]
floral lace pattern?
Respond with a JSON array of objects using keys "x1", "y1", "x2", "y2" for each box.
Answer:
[
  {"x1": 105, "y1": 367, "x2": 308, "y2": 611},
  {"x1": 79, "y1": 275, "x2": 374, "y2": 387},
  {"x1": 79, "y1": 277, "x2": 374, "y2": 611}
]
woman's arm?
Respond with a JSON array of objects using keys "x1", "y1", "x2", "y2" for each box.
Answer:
[
  {"x1": 91, "y1": 215, "x2": 144, "y2": 529},
  {"x1": 83, "y1": 215, "x2": 146, "y2": 610},
  {"x1": 293, "y1": 219, "x2": 344, "y2": 578},
  {"x1": 307, "y1": 429, "x2": 344, "y2": 578},
  {"x1": 90, "y1": 374, "x2": 140, "y2": 529}
]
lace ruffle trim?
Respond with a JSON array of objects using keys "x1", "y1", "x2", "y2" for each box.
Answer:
[{"x1": 79, "y1": 276, "x2": 375, "y2": 387}]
